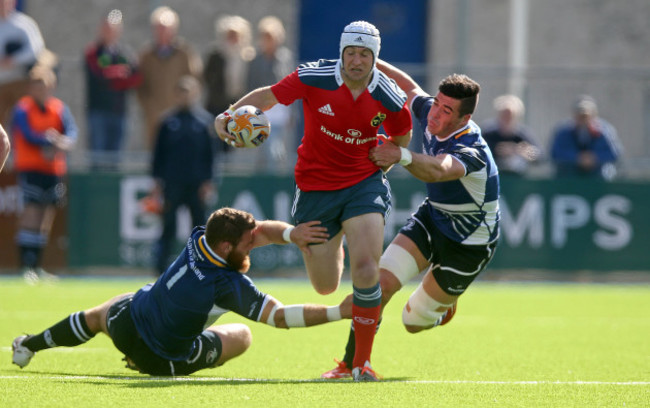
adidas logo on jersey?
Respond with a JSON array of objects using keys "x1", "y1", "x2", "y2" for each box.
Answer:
[{"x1": 318, "y1": 104, "x2": 335, "y2": 116}]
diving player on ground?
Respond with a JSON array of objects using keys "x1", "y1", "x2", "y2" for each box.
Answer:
[{"x1": 12, "y1": 208, "x2": 351, "y2": 376}]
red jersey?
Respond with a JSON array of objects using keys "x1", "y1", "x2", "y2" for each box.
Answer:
[{"x1": 271, "y1": 59, "x2": 412, "y2": 191}]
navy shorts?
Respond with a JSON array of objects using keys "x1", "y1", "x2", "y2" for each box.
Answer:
[
  {"x1": 400, "y1": 202, "x2": 498, "y2": 296},
  {"x1": 18, "y1": 171, "x2": 66, "y2": 206},
  {"x1": 291, "y1": 171, "x2": 391, "y2": 238},
  {"x1": 106, "y1": 295, "x2": 223, "y2": 376}
]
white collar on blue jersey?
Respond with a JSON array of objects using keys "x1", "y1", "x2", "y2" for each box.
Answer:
[{"x1": 200, "y1": 235, "x2": 228, "y2": 265}]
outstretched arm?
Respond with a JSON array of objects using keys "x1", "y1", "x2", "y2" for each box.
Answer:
[
  {"x1": 259, "y1": 294, "x2": 353, "y2": 329},
  {"x1": 376, "y1": 59, "x2": 428, "y2": 107},
  {"x1": 252, "y1": 220, "x2": 329, "y2": 256},
  {"x1": 371, "y1": 140, "x2": 466, "y2": 183},
  {"x1": 377, "y1": 131, "x2": 412, "y2": 173}
]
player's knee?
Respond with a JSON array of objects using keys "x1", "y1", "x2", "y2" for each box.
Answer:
[
  {"x1": 83, "y1": 309, "x2": 102, "y2": 333},
  {"x1": 403, "y1": 323, "x2": 427, "y2": 334},
  {"x1": 379, "y1": 244, "x2": 421, "y2": 289},
  {"x1": 242, "y1": 330, "x2": 253, "y2": 351},
  {"x1": 84, "y1": 300, "x2": 116, "y2": 333},
  {"x1": 350, "y1": 258, "x2": 379, "y2": 286},
  {"x1": 401, "y1": 283, "x2": 450, "y2": 331},
  {"x1": 401, "y1": 304, "x2": 437, "y2": 332},
  {"x1": 225, "y1": 326, "x2": 253, "y2": 363},
  {"x1": 306, "y1": 261, "x2": 343, "y2": 295},
  {"x1": 218, "y1": 323, "x2": 253, "y2": 365},
  {"x1": 312, "y1": 282, "x2": 338, "y2": 295},
  {"x1": 240, "y1": 326, "x2": 253, "y2": 351}
]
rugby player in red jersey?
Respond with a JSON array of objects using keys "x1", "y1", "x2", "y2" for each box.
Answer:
[{"x1": 215, "y1": 21, "x2": 412, "y2": 381}]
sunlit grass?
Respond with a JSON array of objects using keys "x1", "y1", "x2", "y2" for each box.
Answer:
[{"x1": 1, "y1": 277, "x2": 648, "y2": 407}]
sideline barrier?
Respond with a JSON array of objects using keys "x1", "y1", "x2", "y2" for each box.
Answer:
[{"x1": 63, "y1": 172, "x2": 649, "y2": 272}]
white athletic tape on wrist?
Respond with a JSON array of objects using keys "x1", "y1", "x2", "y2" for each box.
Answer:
[
  {"x1": 402, "y1": 282, "x2": 454, "y2": 327},
  {"x1": 283, "y1": 305, "x2": 306, "y2": 327},
  {"x1": 379, "y1": 244, "x2": 421, "y2": 286},
  {"x1": 399, "y1": 147, "x2": 413, "y2": 166},
  {"x1": 326, "y1": 306, "x2": 342, "y2": 322},
  {"x1": 266, "y1": 303, "x2": 279, "y2": 327},
  {"x1": 282, "y1": 226, "x2": 294, "y2": 243}
]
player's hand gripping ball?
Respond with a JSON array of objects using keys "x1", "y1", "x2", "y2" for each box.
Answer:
[{"x1": 226, "y1": 105, "x2": 271, "y2": 148}]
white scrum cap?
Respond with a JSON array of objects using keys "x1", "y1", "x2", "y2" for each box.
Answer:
[{"x1": 339, "y1": 21, "x2": 381, "y2": 63}]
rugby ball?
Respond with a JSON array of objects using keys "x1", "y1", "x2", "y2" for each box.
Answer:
[{"x1": 226, "y1": 105, "x2": 271, "y2": 148}]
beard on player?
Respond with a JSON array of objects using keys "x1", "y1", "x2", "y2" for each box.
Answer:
[{"x1": 227, "y1": 248, "x2": 251, "y2": 273}]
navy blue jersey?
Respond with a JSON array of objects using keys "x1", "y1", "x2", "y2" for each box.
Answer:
[
  {"x1": 411, "y1": 94, "x2": 500, "y2": 245},
  {"x1": 130, "y1": 226, "x2": 271, "y2": 361}
]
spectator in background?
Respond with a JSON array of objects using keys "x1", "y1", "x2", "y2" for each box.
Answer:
[
  {"x1": 0, "y1": 0, "x2": 44, "y2": 128},
  {"x1": 246, "y1": 16, "x2": 295, "y2": 173},
  {"x1": 137, "y1": 6, "x2": 202, "y2": 149},
  {"x1": 482, "y1": 94, "x2": 542, "y2": 176},
  {"x1": 0, "y1": 123, "x2": 9, "y2": 172},
  {"x1": 203, "y1": 15, "x2": 255, "y2": 163},
  {"x1": 550, "y1": 95, "x2": 622, "y2": 180},
  {"x1": 150, "y1": 76, "x2": 215, "y2": 275},
  {"x1": 84, "y1": 9, "x2": 141, "y2": 171},
  {"x1": 204, "y1": 15, "x2": 254, "y2": 118},
  {"x1": 11, "y1": 66, "x2": 77, "y2": 283}
]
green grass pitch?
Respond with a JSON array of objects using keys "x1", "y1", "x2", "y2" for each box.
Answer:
[{"x1": 1, "y1": 277, "x2": 648, "y2": 407}]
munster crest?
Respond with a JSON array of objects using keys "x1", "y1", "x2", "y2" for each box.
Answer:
[{"x1": 371, "y1": 112, "x2": 386, "y2": 127}]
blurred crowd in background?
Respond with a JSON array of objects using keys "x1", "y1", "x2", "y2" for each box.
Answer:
[
  {"x1": 2, "y1": 0, "x2": 648, "y2": 276},
  {"x1": 1, "y1": 1, "x2": 635, "y2": 181},
  {"x1": 1, "y1": 2, "x2": 299, "y2": 176},
  {"x1": 0, "y1": 1, "x2": 302, "y2": 276}
]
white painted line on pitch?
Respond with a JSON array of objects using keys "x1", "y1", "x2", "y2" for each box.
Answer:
[
  {"x1": 1, "y1": 346, "x2": 104, "y2": 353},
  {"x1": 1, "y1": 375, "x2": 648, "y2": 386}
]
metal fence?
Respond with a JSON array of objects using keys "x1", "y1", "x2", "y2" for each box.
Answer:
[
  {"x1": 62, "y1": 62, "x2": 650, "y2": 180},
  {"x1": 430, "y1": 64, "x2": 650, "y2": 179}
]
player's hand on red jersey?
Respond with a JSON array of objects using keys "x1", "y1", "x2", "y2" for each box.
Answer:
[
  {"x1": 292, "y1": 221, "x2": 329, "y2": 256},
  {"x1": 369, "y1": 134, "x2": 401, "y2": 168}
]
